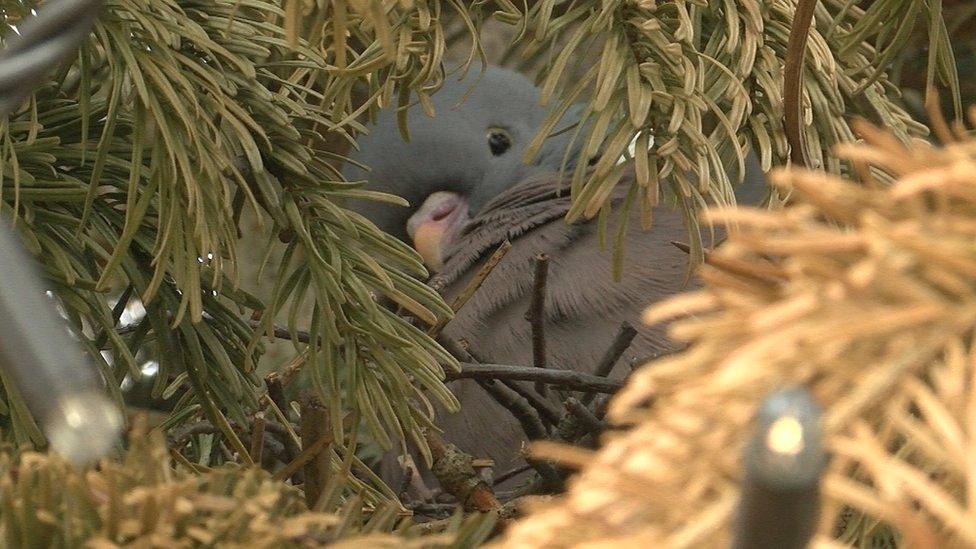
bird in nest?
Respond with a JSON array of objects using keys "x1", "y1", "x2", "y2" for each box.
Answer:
[{"x1": 342, "y1": 65, "x2": 768, "y2": 495}]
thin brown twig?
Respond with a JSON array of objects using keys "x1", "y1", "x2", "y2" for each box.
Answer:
[
  {"x1": 493, "y1": 463, "x2": 534, "y2": 486},
  {"x1": 437, "y1": 334, "x2": 476, "y2": 363},
  {"x1": 450, "y1": 362, "x2": 623, "y2": 394},
  {"x1": 564, "y1": 397, "x2": 607, "y2": 436},
  {"x1": 428, "y1": 239, "x2": 513, "y2": 337},
  {"x1": 264, "y1": 372, "x2": 288, "y2": 415},
  {"x1": 477, "y1": 379, "x2": 549, "y2": 441},
  {"x1": 502, "y1": 381, "x2": 562, "y2": 426},
  {"x1": 250, "y1": 319, "x2": 316, "y2": 344},
  {"x1": 299, "y1": 398, "x2": 332, "y2": 508},
  {"x1": 424, "y1": 431, "x2": 502, "y2": 513},
  {"x1": 169, "y1": 448, "x2": 211, "y2": 474},
  {"x1": 525, "y1": 253, "x2": 550, "y2": 395},
  {"x1": 249, "y1": 412, "x2": 267, "y2": 465},
  {"x1": 582, "y1": 321, "x2": 637, "y2": 406}
]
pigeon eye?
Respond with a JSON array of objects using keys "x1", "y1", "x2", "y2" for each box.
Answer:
[{"x1": 487, "y1": 128, "x2": 512, "y2": 156}]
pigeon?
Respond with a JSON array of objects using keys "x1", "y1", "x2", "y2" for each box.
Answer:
[{"x1": 342, "y1": 65, "x2": 768, "y2": 494}]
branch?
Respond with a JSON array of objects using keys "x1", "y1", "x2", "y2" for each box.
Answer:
[
  {"x1": 563, "y1": 397, "x2": 607, "y2": 437},
  {"x1": 502, "y1": 381, "x2": 563, "y2": 426},
  {"x1": 582, "y1": 321, "x2": 637, "y2": 406},
  {"x1": 525, "y1": 253, "x2": 550, "y2": 395},
  {"x1": 428, "y1": 239, "x2": 513, "y2": 337},
  {"x1": 449, "y1": 363, "x2": 623, "y2": 394},
  {"x1": 476, "y1": 379, "x2": 548, "y2": 441},
  {"x1": 299, "y1": 397, "x2": 333, "y2": 509},
  {"x1": 425, "y1": 431, "x2": 502, "y2": 513}
]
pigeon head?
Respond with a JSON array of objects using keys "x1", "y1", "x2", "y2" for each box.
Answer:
[{"x1": 342, "y1": 66, "x2": 585, "y2": 271}]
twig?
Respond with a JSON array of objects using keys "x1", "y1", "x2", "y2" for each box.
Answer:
[
  {"x1": 476, "y1": 379, "x2": 548, "y2": 441},
  {"x1": 493, "y1": 463, "x2": 534, "y2": 486},
  {"x1": 424, "y1": 431, "x2": 501, "y2": 513},
  {"x1": 563, "y1": 397, "x2": 607, "y2": 437},
  {"x1": 501, "y1": 381, "x2": 562, "y2": 426},
  {"x1": 783, "y1": 0, "x2": 817, "y2": 168},
  {"x1": 249, "y1": 412, "x2": 267, "y2": 464},
  {"x1": 168, "y1": 417, "x2": 295, "y2": 467},
  {"x1": 169, "y1": 448, "x2": 211, "y2": 474},
  {"x1": 406, "y1": 501, "x2": 458, "y2": 518},
  {"x1": 475, "y1": 379, "x2": 563, "y2": 490},
  {"x1": 279, "y1": 349, "x2": 309, "y2": 386},
  {"x1": 450, "y1": 362, "x2": 623, "y2": 394},
  {"x1": 437, "y1": 334, "x2": 476, "y2": 363},
  {"x1": 525, "y1": 253, "x2": 550, "y2": 395},
  {"x1": 264, "y1": 373, "x2": 288, "y2": 419},
  {"x1": 428, "y1": 240, "x2": 513, "y2": 337},
  {"x1": 299, "y1": 398, "x2": 332, "y2": 508},
  {"x1": 593, "y1": 393, "x2": 611, "y2": 420},
  {"x1": 582, "y1": 321, "x2": 638, "y2": 406}
]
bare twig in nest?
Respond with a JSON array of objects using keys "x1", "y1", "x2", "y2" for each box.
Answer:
[
  {"x1": 475, "y1": 379, "x2": 563, "y2": 491},
  {"x1": 437, "y1": 334, "x2": 477, "y2": 363},
  {"x1": 502, "y1": 381, "x2": 563, "y2": 426},
  {"x1": 249, "y1": 412, "x2": 267, "y2": 464},
  {"x1": 525, "y1": 253, "x2": 550, "y2": 396},
  {"x1": 449, "y1": 363, "x2": 623, "y2": 394},
  {"x1": 783, "y1": 0, "x2": 817, "y2": 168},
  {"x1": 428, "y1": 240, "x2": 513, "y2": 337},
  {"x1": 582, "y1": 321, "x2": 637, "y2": 406},
  {"x1": 476, "y1": 379, "x2": 549, "y2": 442},
  {"x1": 563, "y1": 397, "x2": 607, "y2": 437},
  {"x1": 264, "y1": 372, "x2": 288, "y2": 416},
  {"x1": 424, "y1": 431, "x2": 501, "y2": 513},
  {"x1": 299, "y1": 398, "x2": 333, "y2": 508},
  {"x1": 440, "y1": 333, "x2": 561, "y2": 429},
  {"x1": 494, "y1": 464, "x2": 535, "y2": 487}
]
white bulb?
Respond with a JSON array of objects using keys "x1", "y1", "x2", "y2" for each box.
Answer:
[{"x1": 45, "y1": 393, "x2": 123, "y2": 465}]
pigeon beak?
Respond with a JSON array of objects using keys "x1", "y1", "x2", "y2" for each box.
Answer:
[{"x1": 406, "y1": 191, "x2": 469, "y2": 272}]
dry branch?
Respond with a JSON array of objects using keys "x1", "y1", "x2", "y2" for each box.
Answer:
[
  {"x1": 449, "y1": 363, "x2": 623, "y2": 394},
  {"x1": 526, "y1": 253, "x2": 550, "y2": 396}
]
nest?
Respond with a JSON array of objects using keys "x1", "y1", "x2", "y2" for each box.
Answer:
[{"x1": 497, "y1": 114, "x2": 976, "y2": 548}]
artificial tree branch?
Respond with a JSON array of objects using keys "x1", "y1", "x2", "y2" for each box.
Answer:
[
  {"x1": 784, "y1": 0, "x2": 817, "y2": 168},
  {"x1": 671, "y1": 240, "x2": 786, "y2": 283}
]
